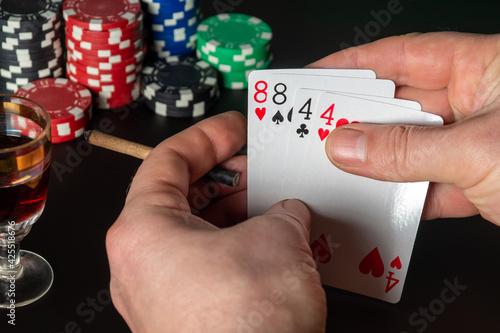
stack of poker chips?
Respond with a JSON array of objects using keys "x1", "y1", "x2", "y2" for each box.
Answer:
[
  {"x1": 62, "y1": 0, "x2": 146, "y2": 109},
  {"x1": 15, "y1": 78, "x2": 93, "y2": 143},
  {"x1": 196, "y1": 13, "x2": 273, "y2": 90},
  {"x1": 141, "y1": 56, "x2": 219, "y2": 118},
  {"x1": 0, "y1": 0, "x2": 64, "y2": 94},
  {"x1": 140, "y1": 0, "x2": 201, "y2": 58}
]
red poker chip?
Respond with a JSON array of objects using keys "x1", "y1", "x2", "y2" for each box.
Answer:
[
  {"x1": 96, "y1": 79, "x2": 140, "y2": 109},
  {"x1": 67, "y1": 46, "x2": 140, "y2": 63},
  {"x1": 62, "y1": 79, "x2": 137, "y2": 109},
  {"x1": 62, "y1": 0, "x2": 142, "y2": 31},
  {"x1": 66, "y1": 34, "x2": 143, "y2": 52},
  {"x1": 66, "y1": 57, "x2": 143, "y2": 76},
  {"x1": 65, "y1": 16, "x2": 143, "y2": 41},
  {"x1": 97, "y1": 94, "x2": 135, "y2": 109},
  {"x1": 66, "y1": 62, "x2": 140, "y2": 82},
  {"x1": 51, "y1": 129, "x2": 86, "y2": 143},
  {"x1": 14, "y1": 78, "x2": 92, "y2": 125},
  {"x1": 67, "y1": 74, "x2": 139, "y2": 108},
  {"x1": 66, "y1": 38, "x2": 143, "y2": 58},
  {"x1": 52, "y1": 115, "x2": 90, "y2": 137},
  {"x1": 67, "y1": 66, "x2": 138, "y2": 88},
  {"x1": 66, "y1": 44, "x2": 146, "y2": 67},
  {"x1": 95, "y1": 77, "x2": 140, "y2": 98}
]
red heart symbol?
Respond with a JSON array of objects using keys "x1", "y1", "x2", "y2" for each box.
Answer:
[
  {"x1": 310, "y1": 234, "x2": 331, "y2": 264},
  {"x1": 336, "y1": 118, "x2": 349, "y2": 128},
  {"x1": 318, "y1": 128, "x2": 330, "y2": 141},
  {"x1": 390, "y1": 256, "x2": 402, "y2": 270},
  {"x1": 359, "y1": 247, "x2": 385, "y2": 278},
  {"x1": 255, "y1": 107, "x2": 266, "y2": 121}
]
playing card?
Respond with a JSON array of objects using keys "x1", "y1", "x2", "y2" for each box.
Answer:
[
  {"x1": 247, "y1": 77, "x2": 444, "y2": 303},
  {"x1": 247, "y1": 71, "x2": 396, "y2": 215}
]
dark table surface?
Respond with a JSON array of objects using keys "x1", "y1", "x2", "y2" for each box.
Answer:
[{"x1": 2, "y1": 0, "x2": 500, "y2": 332}]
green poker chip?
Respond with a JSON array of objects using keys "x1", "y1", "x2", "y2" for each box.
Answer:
[
  {"x1": 196, "y1": 49, "x2": 270, "y2": 72},
  {"x1": 196, "y1": 13, "x2": 273, "y2": 90},
  {"x1": 196, "y1": 13, "x2": 272, "y2": 56},
  {"x1": 197, "y1": 41, "x2": 271, "y2": 63},
  {"x1": 219, "y1": 54, "x2": 273, "y2": 90}
]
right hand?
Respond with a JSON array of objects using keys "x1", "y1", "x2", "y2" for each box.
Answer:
[{"x1": 309, "y1": 32, "x2": 500, "y2": 226}]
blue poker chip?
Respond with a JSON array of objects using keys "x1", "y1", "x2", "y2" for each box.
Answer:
[
  {"x1": 150, "y1": 42, "x2": 196, "y2": 52},
  {"x1": 141, "y1": 0, "x2": 201, "y2": 59},
  {"x1": 149, "y1": 42, "x2": 196, "y2": 57},
  {"x1": 149, "y1": 23, "x2": 198, "y2": 37},
  {"x1": 145, "y1": 7, "x2": 201, "y2": 26},
  {"x1": 141, "y1": 0, "x2": 200, "y2": 15}
]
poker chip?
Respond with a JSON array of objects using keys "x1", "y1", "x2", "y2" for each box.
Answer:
[
  {"x1": 140, "y1": 0, "x2": 201, "y2": 58},
  {"x1": 14, "y1": 78, "x2": 93, "y2": 143},
  {"x1": 66, "y1": 38, "x2": 144, "y2": 58},
  {"x1": 196, "y1": 14, "x2": 273, "y2": 89},
  {"x1": 0, "y1": 0, "x2": 65, "y2": 94},
  {"x1": 65, "y1": 13, "x2": 143, "y2": 40},
  {"x1": 0, "y1": 0, "x2": 63, "y2": 30},
  {"x1": 63, "y1": 0, "x2": 146, "y2": 109},
  {"x1": 92, "y1": 77, "x2": 141, "y2": 109},
  {"x1": 66, "y1": 57, "x2": 143, "y2": 76},
  {"x1": 63, "y1": 0, "x2": 142, "y2": 31},
  {"x1": 141, "y1": 56, "x2": 219, "y2": 117}
]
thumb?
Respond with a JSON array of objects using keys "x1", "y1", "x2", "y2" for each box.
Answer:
[
  {"x1": 324, "y1": 122, "x2": 487, "y2": 189},
  {"x1": 263, "y1": 199, "x2": 312, "y2": 239}
]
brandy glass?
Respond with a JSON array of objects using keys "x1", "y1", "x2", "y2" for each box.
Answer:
[{"x1": 0, "y1": 95, "x2": 52, "y2": 307}]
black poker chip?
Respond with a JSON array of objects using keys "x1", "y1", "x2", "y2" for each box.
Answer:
[
  {"x1": 0, "y1": 32, "x2": 63, "y2": 52},
  {"x1": 0, "y1": 0, "x2": 64, "y2": 90},
  {"x1": 143, "y1": 89, "x2": 219, "y2": 111},
  {"x1": 1, "y1": 44, "x2": 63, "y2": 61},
  {"x1": 143, "y1": 81, "x2": 219, "y2": 106},
  {"x1": 0, "y1": 0, "x2": 63, "y2": 31},
  {"x1": 141, "y1": 56, "x2": 218, "y2": 99},
  {"x1": 0, "y1": 66, "x2": 64, "y2": 84},
  {"x1": 0, "y1": 56, "x2": 65, "y2": 73},
  {"x1": 140, "y1": 56, "x2": 220, "y2": 117},
  {"x1": 143, "y1": 92, "x2": 219, "y2": 118},
  {"x1": 0, "y1": 22, "x2": 62, "y2": 44}
]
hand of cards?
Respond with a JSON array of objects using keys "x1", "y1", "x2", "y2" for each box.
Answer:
[{"x1": 246, "y1": 69, "x2": 443, "y2": 303}]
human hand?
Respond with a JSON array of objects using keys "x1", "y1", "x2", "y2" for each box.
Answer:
[
  {"x1": 308, "y1": 32, "x2": 500, "y2": 226},
  {"x1": 106, "y1": 111, "x2": 326, "y2": 333}
]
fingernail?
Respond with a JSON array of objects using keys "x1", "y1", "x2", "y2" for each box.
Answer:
[
  {"x1": 328, "y1": 129, "x2": 366, "y2": 166},
  {"x1": 283, "y1": 199, "x2": 310, "y2": 219},
  {"x1": 281, "y1": 199, "x2": 311, "y2": 231}
]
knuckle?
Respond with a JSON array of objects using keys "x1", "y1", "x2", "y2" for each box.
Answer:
[{"x1": 386, "y1": 125, "x2": 428, "y2": 179}]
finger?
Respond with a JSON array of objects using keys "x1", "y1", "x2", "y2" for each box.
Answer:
[
  {"x1": 261, "y1": 199, "x2": 312, "y2": 239},
  {"x1": 395, "y1": 86, "x2": 456, "y2": 124},
  {"x1": 324, "y1": 111, "x2": 498, "y2": 190},
  {"x1": 127, "y1": 111, "x2": 247, "y2": 211},
  {"x1": 422, "y1": 183, "x2": 479, "y2": 221},
  {"x1": 199, "y1": 190, "x2": 247, "y2": 228},
  {"x1": 307, "y1": 32, "x2": 488, "y2": 91},
  {"x1": 188, "y1": 156, "x2": 247, "y2": 225},
  {"x1": 188, "y1": 155, "x2": 247, "y2": 205}
]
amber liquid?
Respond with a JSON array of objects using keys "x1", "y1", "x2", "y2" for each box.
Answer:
[{"x1": 0, "y1": 134, "x2": 50, "y2": 223}]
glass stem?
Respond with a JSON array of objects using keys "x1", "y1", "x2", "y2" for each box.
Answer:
[{"x1": 0, "y1": 226, "x2": 31, "y2": 280}]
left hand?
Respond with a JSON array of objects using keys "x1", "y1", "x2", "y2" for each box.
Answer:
[{"x1": 106, "y1": 111, "x2": 327, "y2": 333}]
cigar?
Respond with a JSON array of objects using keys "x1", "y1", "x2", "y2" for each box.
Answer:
[{"x1": 84, "y1": 130, "x2": 240, "y2": 187}]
